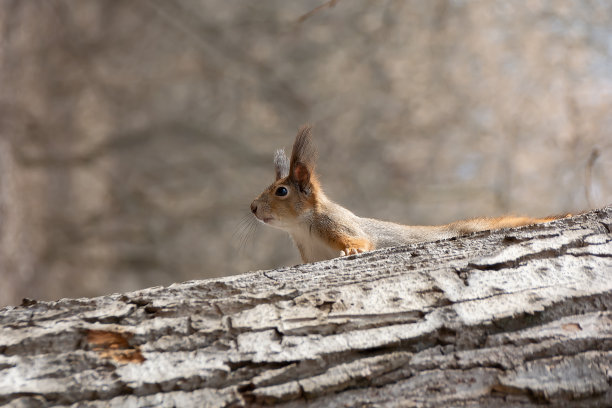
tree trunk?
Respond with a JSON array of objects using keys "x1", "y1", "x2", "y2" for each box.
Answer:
[{"x1": 1, "y1": 206, "x2": 611, "y2": 407}]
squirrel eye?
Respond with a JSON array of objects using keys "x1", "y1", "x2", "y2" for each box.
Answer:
[{"x1": 275, "y1": 186, "x2": 288, "y2": 197}]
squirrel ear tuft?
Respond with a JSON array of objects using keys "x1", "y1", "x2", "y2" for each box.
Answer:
[
  {"x1": 290, "y1": 125, "x2": 317, "y2": 192},
  {"x1": 274, "y1": 149, "x2": 289, "y2": 180}
]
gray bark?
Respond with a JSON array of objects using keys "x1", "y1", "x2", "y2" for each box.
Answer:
[{"x1": 1, "y1": 206, "x2": 611, "y2": 407}]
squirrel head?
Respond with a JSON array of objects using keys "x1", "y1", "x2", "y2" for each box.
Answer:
[{"x1": 251, "y1": 125, "x2": 321, "y2": 230}]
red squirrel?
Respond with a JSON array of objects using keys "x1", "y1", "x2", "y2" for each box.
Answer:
[{"x1": 250, "y1": 125, "x2": 569, "y2": 263}]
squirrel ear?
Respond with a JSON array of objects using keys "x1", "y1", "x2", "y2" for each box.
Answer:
[
  {"x1": 292, "y1": 162, "x2": 311, "y2": 191},
  {"x1": 274, "y1": 149, "x2": 289, "y2": 180},
  {"x1": 289, "y1": 125, "x2": 317, "y2": 192}
]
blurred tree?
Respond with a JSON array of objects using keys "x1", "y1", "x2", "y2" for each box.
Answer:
[{"x1": 0, "y1": 0, "x2": 610, "y2": 306}]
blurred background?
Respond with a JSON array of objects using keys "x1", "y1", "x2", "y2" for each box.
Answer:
[{"x1": 1, "y1": 0, "x2": 611, "y2": 306}]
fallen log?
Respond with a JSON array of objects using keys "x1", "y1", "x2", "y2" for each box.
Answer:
[{"x1": 1, "y1": 206, "x2": 611, "y2": 407}]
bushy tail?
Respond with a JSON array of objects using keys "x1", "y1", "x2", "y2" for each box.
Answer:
[{"x1": 446, "y1": 213, "x2": 573, "y2": 235}]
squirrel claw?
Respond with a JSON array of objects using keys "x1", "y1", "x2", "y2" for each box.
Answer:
[{"x1": 340, "y1": 247, "x2": 365, "y2": 256}]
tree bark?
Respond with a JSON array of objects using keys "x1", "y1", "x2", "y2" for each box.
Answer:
[{"x1": 1, "y1": 206, "x2": 611, "y2": 407}]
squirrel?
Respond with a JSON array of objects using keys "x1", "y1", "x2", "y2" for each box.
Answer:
[{"x1": 250, "y1": 125, "x2": 570, "y2": 263}]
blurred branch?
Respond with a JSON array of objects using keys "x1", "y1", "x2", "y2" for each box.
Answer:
[
  {"x1": 9, "y1": 121, "x2": 259, "y2": 167},
  {"x1": 585, "y1": 148, "x2": 600, "y2": 208},
  {"x1": 296, "y1": 0, "x2": 340, "y2": 24},
  {"x1": 142, "y1": 0, "x2": 308, "y2": 111}
]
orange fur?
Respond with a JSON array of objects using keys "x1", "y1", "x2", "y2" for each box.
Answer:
[
  {"x1": 446, "y1": 214, "x2": 571, "y2": 234},
  {"x1": 324, "y1": 232, "x2": 373, "y2": 255}
]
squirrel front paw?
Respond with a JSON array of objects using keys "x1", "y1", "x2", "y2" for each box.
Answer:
[{"x1": 334, "y1": 237, "x2": 372, "y2": 258}]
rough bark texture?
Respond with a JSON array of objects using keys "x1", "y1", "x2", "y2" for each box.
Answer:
[{"x1": 1, "y1": 206, "x2": 611, "y2": 407}]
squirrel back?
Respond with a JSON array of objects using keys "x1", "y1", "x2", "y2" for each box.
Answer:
[{"x1": 250, "y1": 126, "x2": 571, "y2": 263}]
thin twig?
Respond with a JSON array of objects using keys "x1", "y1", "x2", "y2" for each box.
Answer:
[
  {"x1": 296, "y1": 0, "x2": 340, "y2": 24},
  {"x1": 585, "y1": 148, "x2": 600, "y2": 208}
]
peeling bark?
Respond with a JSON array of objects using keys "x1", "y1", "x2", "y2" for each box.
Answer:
[{"x1": 0, "y1": 206, "x2": 611, "y2": 407}]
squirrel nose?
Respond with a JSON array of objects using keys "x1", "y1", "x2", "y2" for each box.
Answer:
[{"x1": 250, "y1": 202, "x2": 257, "y2": 214}]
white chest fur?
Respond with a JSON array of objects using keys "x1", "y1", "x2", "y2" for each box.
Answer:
[{"x1": 288, "y1": 225, "x2": 339, "y2": 263}]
